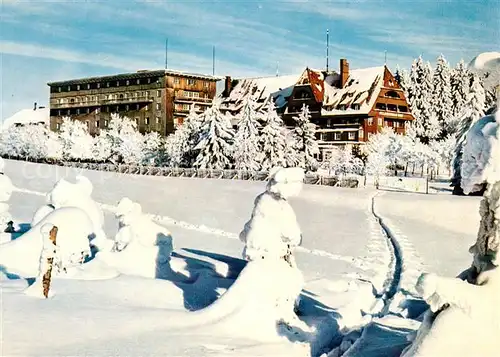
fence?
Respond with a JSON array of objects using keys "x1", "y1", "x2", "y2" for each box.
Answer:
[{"x1": 1, "y1": 155, "x2": 360, "y2": 188}]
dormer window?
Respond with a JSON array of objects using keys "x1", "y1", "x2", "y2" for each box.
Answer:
[
  {"x1": 385, "y1": 90, "x2": 400, "y2": 99},
  {"x1": 351, "y1": 103, "x2": 360, "y2": 110},
  {"x1": 337, "y1": 104, "x2": 346, "y2": 110}
]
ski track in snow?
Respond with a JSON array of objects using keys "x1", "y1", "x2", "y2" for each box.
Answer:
[
  {"x1": 336, "y1": 192, "x2": 426, "y2": 356},
  {"x1": 13, "y1": 186, "x2": 358, "y2": 266}
]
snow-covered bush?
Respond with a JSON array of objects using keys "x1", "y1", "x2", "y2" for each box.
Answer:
[
  {"x1": 113, "y1": 197, "x2": 173, "y2": 262},
  {"x1": 240, "y1": 167, "x2": 304, "y2": 265},
  {"x1": 238, "y1": 167, "x2": 306, "y2": 330},
  {"x1": 0, "y1": 207, "x2": 93, "y2": 278},
  {"x1": 45, "y1": 176, "x2": 108, "y2": 250}
]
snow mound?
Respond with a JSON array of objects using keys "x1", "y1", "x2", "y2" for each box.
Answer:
[
  {"x1": 191, "y1": 258, "x2": 307, "y2": 341},
  {"x1": 401, "y1": 268, "x2": 500, "y2": 357},
  {"x1": 468, "y1": 52, "x2": 500, "y2": 92},
  {"x1": 0, "y1": 207, "x2": 93, "y2": 278}
]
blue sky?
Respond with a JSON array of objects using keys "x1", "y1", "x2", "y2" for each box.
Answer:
[{"x1": 1, "y1": 0, "x2": 499, "y2": 120}]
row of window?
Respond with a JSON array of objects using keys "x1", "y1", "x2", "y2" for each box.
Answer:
[
  {"x1": 53, "y1": 77, "x2": 210, "y2": 93},
  {"x1": 367, "y1": 117, "x2": 406, "y2": 128},
  {"x1": 174, "y1": 103, "x2": 206, "y2": 111},
  {"x1": 317, "y1": 131, "x2": 358, "y2": 141},
  {"x1": 52, "y1": 103, "x2": 161, "y2": 116},
  {"x1": 55, "y1": 90, "x2": 162, "y2": 105},
  {"x1": 53, "y1": 77, "x2": 162, "y2": 93},
  {"x1": 375, "y1": 103, "x2": 408, "y2": 112}
]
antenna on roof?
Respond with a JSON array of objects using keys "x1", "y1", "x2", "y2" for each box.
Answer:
[
  {"x1": 326, "y1": 29, "x2": 330, "y2": 72},
  {"x1": 384, "y1": 50, "x2": 387, "y2": 66},
  {"x1": 212, "y1": 45, "x2": 215, "y2": 76},
  {"x1": 276, "y1": 61, "x2": 280, "y2": 77},
  {"x1": 165, "y1": 38, "x2": 168, "y2": 70}
]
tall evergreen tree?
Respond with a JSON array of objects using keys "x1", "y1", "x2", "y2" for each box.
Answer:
[
  {"x1": 260, "y1": 101, "x2": 287, "y2": 171},
  {"x1": 293, "y1": 104, "x2": 319, "y2": 171},
  {"x1": 450, "y1": 59, "x2": 470, "y2": 118},
  {"x1": 233, "y1": 97, "x2": 262, "y2": 171},
  {"x1": 407, "y1": 56, "x2": 434, "y2": 141},
  {"x1": 194, "y1": 100, "x2": 235, "y2": 170},
  {"x1": 451, "y1": 75, "x2": 487, "y2": 193},
  {"x1": 431, "y1": 54, "x2": 453, "y2": 136}
]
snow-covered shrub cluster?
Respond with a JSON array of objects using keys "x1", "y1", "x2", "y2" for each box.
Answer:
[
  {"x1": 0, "y1": 114, "x2": 162, "y2": 165},
  {"x1": 364, "y1": 127, "x2": 455, "y2": 181}
]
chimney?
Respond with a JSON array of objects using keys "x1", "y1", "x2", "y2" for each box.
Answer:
[
  {"x1": 33, "y1": 102, "x2": 37, "y2": 111},
  {"x1": 340, "y1": 58, "x2": 349, "y2": 87},
  {"x1": 224, "y1": 76, "x2": 232, "y2": 97}
]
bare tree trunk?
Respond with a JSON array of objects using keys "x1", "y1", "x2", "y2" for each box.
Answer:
[{"x1": 42, "y1": 226, "x2": 58, "y2": 298}]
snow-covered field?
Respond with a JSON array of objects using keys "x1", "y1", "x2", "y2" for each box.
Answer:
[{"x1": 0, "y1": 159, "x2": 482, "y2": 356}]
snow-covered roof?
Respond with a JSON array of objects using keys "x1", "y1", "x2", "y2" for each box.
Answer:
[
  {"x1": 222, "y1": 74, "x2": 298, "y2": 112},
  {"x1": 2, "y1": 107, "x2": 50, "y2": 129},
  {"x1": 321, "y1": 66, "x2": 385, "y2": 116}
]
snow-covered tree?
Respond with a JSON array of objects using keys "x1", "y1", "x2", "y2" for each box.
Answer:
[
  {"x1": 165, "y1": 104, "x2": 205, "y2": 168},
  {"x1": 321, "y1": 145, "x2": 364, "y2": 177},
  {"x1": 293, "y1": 104, "x2": 319, "y2": 172},
  {"x1": 283, "y1": 128, "x2": 301, "y2": 168},
  {"x1": 46, "y1": 131, "x2": 63, "y2": 161},
  {"x1": 450, "y1": 59, "x2": 470, "y2": 121},
  {"x1": 233, "y1": 97, "x2": 262, "y2": 171},
  {"x1": 407, "y1": 57, "x2": 435, "y2": 142},
  {"x1": 59, "y1": 117, "x2": 94, "y2": 161},
  {"x1": 143, "y1": 131, "x2": 162, "y2": 165},
  {"x1": 451, "y1": 75, "x2": 487, "y2": 192},
  {"x1": 194, "y1": 100, "x2": 235, "y2": 170},
  {"x1": 104, "y1": 114, "x2": 145, "y2": 164},
  {"x1": 365, "y1": 128, "x2": 392, "y2": 187},
  {"x1": 431, "y1": 55, "x2": 453, "y2": 135},
  {"x1": 92, "y1": 134, "x2": 112, "y2": 162},
  {"x1": 260, "y1": 101, "x2": 288, "y2": 171}
]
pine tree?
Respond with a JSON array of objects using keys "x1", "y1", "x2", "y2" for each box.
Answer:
[
  {"x1": 293, "y1": 104, "x2": 319, "y2": 172},
  {"x1": 450, "y1": 59, "x2": 470, "y2": 119},
  {"x1": 451, "y1": 74, "x2": 487, "y2": 193},
  {"x1": 283, "y1": 128, "x2": 301, "y2": 168},
  {"x1": 260, "y1": 101, "x2": 287, "y2": 171},
  {"x1": 194, "y1": 100, "x2": 235, "y2": 170},
  {"x1": 431, "y1": 54, "x2": 453, "y2": 136},
  {"x1": 408, "y1": 57, "x2": 434, "y2": 143},
  {"x1": 233, "y1": 97, "x2": 262, "y2": 171}
]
